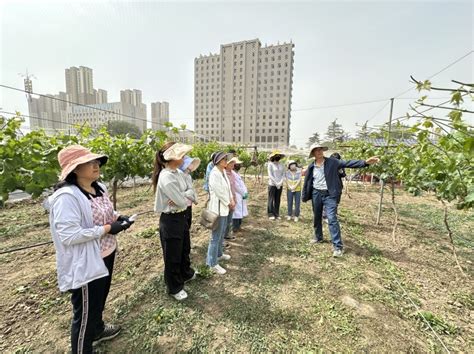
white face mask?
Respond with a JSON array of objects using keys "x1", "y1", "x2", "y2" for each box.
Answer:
[{"x1": 290, "y1": 165, "x2": 297, "y2": 171}]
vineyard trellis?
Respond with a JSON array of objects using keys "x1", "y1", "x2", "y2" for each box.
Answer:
[{"x1": 1, "y1": 78, "x2": 472, "y2": 275}]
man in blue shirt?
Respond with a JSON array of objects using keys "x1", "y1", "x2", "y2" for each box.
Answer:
[{"x1": 302, "y1": 143, "x2": 379, "y2": 257}]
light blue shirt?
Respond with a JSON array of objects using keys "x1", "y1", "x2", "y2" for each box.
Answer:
[{"x1": 312, "y1": 162, "x2": 327, "y2": 190}]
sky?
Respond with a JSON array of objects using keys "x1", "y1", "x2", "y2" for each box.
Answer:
[{"x1": 0, "y1": 0, "x2": 472, "y2": 147}]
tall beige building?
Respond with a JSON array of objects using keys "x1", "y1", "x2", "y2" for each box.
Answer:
[
  {"x1": 151, "y1": 101, "x2": 169, "y2": 130},
  {"x1": 65, "y1": 66, "x2": 96, "y2": 105},
  {"x1": 194, "y1": 39, "x2": 294, "y2": 148}
]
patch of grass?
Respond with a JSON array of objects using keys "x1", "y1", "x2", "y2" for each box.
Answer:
[
  {"x1": 398, "y1": 203, "x2": 474, "y2": 248},
  {"x1": 451, "y1": 291, "x2": 474, "y2": 310},
  {"x1": 118, "y1": 305, "x2": 186, "y2": 351},
  {"x1": 413, "y1": 311, "x2": 458, "y2": 335},
  {"x1": 113, "y1": 276, "x2": 164, "y2": 319},
  {"x1": 312, "y1": 299, "x2": 358, "y2": 337},
  {"x1": 133, "y1": 227, "x2": 159, "y2": 239},
  {"x1": 195, "y1": 264, "x2": 213, "y2": 279}
]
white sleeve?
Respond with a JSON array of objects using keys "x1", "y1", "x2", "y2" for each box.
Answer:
[
  {"x1": 52, "y1": 194, "x2": 105, "y2": 246},
  {"x1": 209, "y1": 171, "x2": 231, "y2": 205}
]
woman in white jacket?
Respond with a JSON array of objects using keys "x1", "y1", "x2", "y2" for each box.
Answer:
[
  {"x1": 47, "y1": 145, "x2": 134, "y2": 354},
  {"x1": 206, "y1": 151, "x2": 234, "y2": 275}
]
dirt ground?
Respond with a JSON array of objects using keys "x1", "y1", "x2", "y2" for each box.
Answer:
[{"x1": 0, "y1": 178, "x2": 472, "y2": 352}]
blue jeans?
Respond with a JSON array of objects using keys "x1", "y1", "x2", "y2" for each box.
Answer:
[
  {"x1": 287, "y1": 190, "x2": 301, "y2": 217},
  {"x1": 206, "y1": 216, "x2": 227, "y2": 267},
  {"x1": 224, "y1": 211, "x2": 233, "y2": 238},
  {"x1": 312, "y1": 189, "x2": 342, "y2": 250}
]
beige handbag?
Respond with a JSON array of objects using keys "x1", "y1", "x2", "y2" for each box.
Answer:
[{"x1": 200, "y1": 198, "x2": 220, "y2": 231}]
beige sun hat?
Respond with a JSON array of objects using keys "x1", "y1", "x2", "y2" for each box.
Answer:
[
  {"x1": 228, "y1": 156, "x2": 243, "y2": 164},
  {"x1": 308, "y1": 143, "x2": 329, "y2": 158},
  {"x1": 163, "y1": 143, "x2": 192, "y2": 161},
  {"x1": 58, "y1": 145, "x2": 108, "y2": 181}
]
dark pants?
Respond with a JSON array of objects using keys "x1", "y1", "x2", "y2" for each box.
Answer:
[
  {"x1": 185, "y1": 205, "x2": 192, "y2": 229},
  {"x1": 267, "y1": 186, "x2": 283, "y2": 217},
  {"x1": 233, "y1": 218, "x2": 242, "y2": 231},
  {"x1": 70, "y1": 276, "x2": 107, "y2": 354},
  {"x1": 312, "y1": 189, "x2": 343, "y2": 250},
  {"x1": 95, "y1": 250, "x2": 115, "y2": 334},
  {"x1": 159, "y1": 211, "x2": 194, "y2": 295}
]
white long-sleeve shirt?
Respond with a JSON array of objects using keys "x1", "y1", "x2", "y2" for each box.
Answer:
[
  {"x1": 154, "y1": 168, "x2": 196, "y2": 214},
  {"x1": 267, "y1": 162, "x2": 285, "y2": 187}
]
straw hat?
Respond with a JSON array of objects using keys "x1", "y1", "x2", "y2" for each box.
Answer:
[
  {"x1": 58, "y1": 145, "x2": 108, "y2": 181},
  {"x1": 163, "y1": 143, "x2": 192, "y2": 161},
  {"x1": 308, "y1": 143, "x2": 329, "y2": 158},
  {"x1": 268, "y1": 150, "x2": 285, "y2": 159}
]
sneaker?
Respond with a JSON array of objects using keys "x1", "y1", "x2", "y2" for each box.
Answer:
[
  {"x1": 269, "y1": 216, "x2": 275, "y2": 220},
  {"x1": 218, "y1": 254, "x2": 231, "y2": 261},
  {"x1": 333, "y1": 249, "x2": 344, "y2": 257},
  {"x1": 211, "y1": 264, "x2": 227, "y2": 275},
  {"x1": 185, "y1": 270, "x2": 198, "y2": 283},
  {"x1": 286, "y1": 216, "x2": 292, "y2": 221},
  {"x1": 171, "y1": 289, "x2": 188, "y2": 301},
  {"x1": 309, "y1": 239, "x2": 323, "y2": 244},
  {"x1": 294, "y1": 217, "x2": 299, "y2": 222},
  {"x1": 277, "y1": 216, "x2": 282, "y2": 220},
  {"x1": 93, "y1": 324, "x2": 121, "y2": 345}
]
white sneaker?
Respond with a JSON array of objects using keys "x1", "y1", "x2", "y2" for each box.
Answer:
[
  {"x1": 333, "y1": 249, "x2": 344, "y2": 257},
  {"x1": 211, "y1": 264, "x2": 227, "y2": 275},
  {"x1": 218, "y1": 254, "x2": 231, "y2": 261},
  {"x1": 294, "y1": 217, "x2": 299, "y2": 222},
  {"x1": 277, "y1": 216, "x2": 282, "y2": 220},
  {"x1": 171, "y1": 289, "x2": 188, "y2": 301},
  {"x1": 269, "y1": 216, "x2": 275, "y2": 220},
  {"x1": 286, "y1": 216, "x2": 292, "y2": 221}
]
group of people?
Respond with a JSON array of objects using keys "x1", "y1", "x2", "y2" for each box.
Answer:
[{"x1": 47, "y1": 141, "x2": 377, "y2": 353}]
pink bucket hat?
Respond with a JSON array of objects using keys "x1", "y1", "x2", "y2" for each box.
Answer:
[{"x1": 58, "y1": 145, "x2": 108, "y2": 181}]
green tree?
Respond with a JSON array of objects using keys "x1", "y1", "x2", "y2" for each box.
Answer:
[
  {"x1": 306, "y1": 132, "x2": 321, "y2": 147},
  {"x1": 325, "y1": 119, "x2": 345, "y2": 144},
  {"x1": 106, "y1": 120, "x2": 142, "y2": 139}
]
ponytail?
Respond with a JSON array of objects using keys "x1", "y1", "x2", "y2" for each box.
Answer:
[{"x1": 152, "y1": 142, "x2": 176, "y2": 193}]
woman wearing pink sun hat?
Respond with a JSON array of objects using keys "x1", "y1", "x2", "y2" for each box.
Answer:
[{"x1": 46, "y1": 145, "x2": 135, "y2": 353}]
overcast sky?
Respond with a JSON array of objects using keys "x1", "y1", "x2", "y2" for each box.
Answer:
[{"x1": 1, "y1": 0, "x2": 472, "y2": 147}]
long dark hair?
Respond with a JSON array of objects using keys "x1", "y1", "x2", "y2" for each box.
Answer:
[{"x1": 152, "y1": 142, "x2": 176, "y2": 193}]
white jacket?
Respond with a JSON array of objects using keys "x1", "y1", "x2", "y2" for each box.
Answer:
[
  {"x1": 232, "y1": 171, "x2": 248, "y2": 219},
  {"x1": 208, "y1": 166, "x2": 233, "y2": 216},
  {"x1": 45, "y1": 183, "x2": 109, "y2": 292}
]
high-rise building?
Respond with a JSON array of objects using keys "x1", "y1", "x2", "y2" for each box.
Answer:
[
  {"x1": 151, "y1": 101, "x2": 169, "y2": 130},
  {"x1": 94, "y1": 89, "x2": 108, "y2": 104},
  {"x1": 65, "y1": 66, "x2": 96, "y2": 105},
  {"x1": 27, "y1": 78, "x2": 69, "y2": 133},
  {"x1": 194, "y1": 39, "x2": 294, "y2": 148}
]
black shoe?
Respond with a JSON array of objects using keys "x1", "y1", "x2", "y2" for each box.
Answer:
[{"x1": 93, "y1": 324, "x2": 121, "y2": 345}]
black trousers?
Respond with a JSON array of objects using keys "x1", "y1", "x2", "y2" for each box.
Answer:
[
  {"x1": 267, "y1": 185, "x2": 283, "y2": 217},
  {"x1": 70, "y1": 276, "x2": 106, "y2": 354},
  {"x1": 159, "y1": 211, "x2": 195, "y2": 295},
  {"x1": 70, "y1": 251, "x2": 115, "y2": 353}
]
